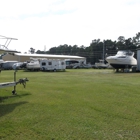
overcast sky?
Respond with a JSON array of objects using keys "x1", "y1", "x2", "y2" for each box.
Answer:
[{"x1": 0, "y1": 0, "x2": 140, "y2": 53}]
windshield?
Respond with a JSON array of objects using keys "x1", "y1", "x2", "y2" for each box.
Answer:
[{"x1": 116, "y1": 51, "x2": 133, "y2": 56}]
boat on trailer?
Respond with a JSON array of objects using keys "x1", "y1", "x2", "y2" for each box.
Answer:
[
  {"x1": 106, "y1": 50, "x2": 137, "y2": 71},
  {"x1": 0, "y1": 35, "x2": 29, "y2": 94},
  {"x1": 0, "y1": 70, "x2": 29, "y2": 94}
]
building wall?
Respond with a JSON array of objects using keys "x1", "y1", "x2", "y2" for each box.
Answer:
[
  {"x1": 3, "y1": 54, "x2": 39, "y2": 62},
  {"x1": 3, "y1": 54, "x2": 19, "y2": 61}
]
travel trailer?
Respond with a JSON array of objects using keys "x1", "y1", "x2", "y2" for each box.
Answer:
[
  {"x1": 65, "y1": 59, "x2": 86, "y2": 68},
  {"x1": 26, "y1": 58, "x2": 40, "y2": 71},
  {"x1": 106, "y1": 50, "x2": 137, "y2": 70},
  {"x1": 40, "y1": 59, "x2": 66, "y2": 71}
]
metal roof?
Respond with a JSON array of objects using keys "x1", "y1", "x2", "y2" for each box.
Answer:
[{"x1": 13, "y1": 53, "x2": 85, "y2": 59}]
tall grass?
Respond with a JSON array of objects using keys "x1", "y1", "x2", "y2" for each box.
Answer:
[{"x1": 0, "y1": 69, "x2": 140, "y2": 139}]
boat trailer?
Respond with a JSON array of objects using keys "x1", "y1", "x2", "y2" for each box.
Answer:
[{"x1": 0, "y1": 70, "x2": 29, "y2": 95}]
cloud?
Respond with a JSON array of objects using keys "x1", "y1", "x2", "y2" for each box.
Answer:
[{"x1": 0, "y1": 0, "x2": 140, "y2": 53}]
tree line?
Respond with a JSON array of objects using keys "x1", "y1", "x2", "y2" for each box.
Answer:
[{"x1": 35, "y1": 32, "x2": 140, "y2": 64}]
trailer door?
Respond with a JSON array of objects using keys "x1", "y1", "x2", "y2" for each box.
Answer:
[{"x1": 48, "y1": 61, "x2": 53, "y2": 70}]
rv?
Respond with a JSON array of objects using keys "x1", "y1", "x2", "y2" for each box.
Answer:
[
  {"x1": 40, "y1": 59, "x2": 66, "y2": 71},
  {"x1": 65, "y1": 59, "x2": 86, "y2": 69},
  {"x1": 26, "y1": 58, "x2": 40, "y2": 71}
]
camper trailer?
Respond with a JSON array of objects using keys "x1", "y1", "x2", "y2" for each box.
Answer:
[
  {"x1": 65, "y1": 59, "x2": 86, "y2": 68},
  {"x1": 40, "y1": 59, "x2": 66, "y2": 71},
  {"x1": 26, "y1": 59, "x2": 40, "y2": 71}
]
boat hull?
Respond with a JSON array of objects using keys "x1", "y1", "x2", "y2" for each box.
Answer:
[
  {"x1": 109, "y1": 63, "x2": 136, "y2": 69},
  {"x1": 106, "y1": 52, "x2": 137, "y2": 69}
]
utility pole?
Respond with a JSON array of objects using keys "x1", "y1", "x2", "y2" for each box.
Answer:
[{"x1": 103, "y1": 40, "x2": 105, "y2": 61}]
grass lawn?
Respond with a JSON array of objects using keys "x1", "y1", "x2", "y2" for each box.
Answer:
[{"x1": 0, "y1": 69, "x2": 140, "y2": 139}]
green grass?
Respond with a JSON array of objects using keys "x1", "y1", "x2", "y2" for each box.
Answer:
[{"x1": 0, "y1": 69, "x2": 140, "y2": 139}]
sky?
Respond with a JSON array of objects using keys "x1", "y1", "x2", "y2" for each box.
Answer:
[{"x1": 0, "y1": 0, "x2": 140, "y2": 53}]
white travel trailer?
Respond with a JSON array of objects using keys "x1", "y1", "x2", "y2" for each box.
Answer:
[
  {"x1": 65, "y1": 59, "x2": 86, "y2": 68},
  {"x1": 26, "y1": 58, "x2": 40, "y2": 71},
  {"x1": 40, "y1": 59, "x2": 66, "y2": 71}
]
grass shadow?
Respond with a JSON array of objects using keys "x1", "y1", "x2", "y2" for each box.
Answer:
[
  {"x1": 0, "y1": 93, "x2": 31, "y2": 103},
  {"x1": 0, "y1": 101, "x2": 28, "y2": 117},
  {"x1": 23, "y1": 70, "x2": 40, "y2": 72},
  {"x1": 23, "y1": 70, "x2": 68, "y2": 72}
]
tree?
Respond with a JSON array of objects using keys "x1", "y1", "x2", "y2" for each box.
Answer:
[
  {"x1": 118, "y1": 36, "x2": 125, "y2": 43},
  {"x1": 134, "y1": 32, "x2": 140, "y2": 47},
  {"x1": 29, "y1": 47, "x2": 35, "y2": 54},
  {"x1": 39, "y1": 32, "x2": 139, "y2": 63}
]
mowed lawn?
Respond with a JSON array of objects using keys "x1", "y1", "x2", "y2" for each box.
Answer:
[{"x1": 0, "y1": 69, "x2": 140, "y2": 139}]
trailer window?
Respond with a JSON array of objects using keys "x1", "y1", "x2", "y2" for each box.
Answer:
[
  {"x1": 65, "y1": 60, "x2": 79, "y2": 65},
  {"x1": 42, "y1": 62, "x2": 46, "y2": 66},
  {"x1": 48, "y1": 62, "x2": 52, "y2": 65}
]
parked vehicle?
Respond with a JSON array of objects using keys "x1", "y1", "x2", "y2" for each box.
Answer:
[
  {"x1": 40, "y1": 59, "x2": 66, "y2": 71},
  {"x1": 12, "y1": 62, "x2": 24, "y2": 70},
  {"x1": 26, "y1": 59, "x2": 40, "y2": 71},
  {"x1": 20, "y1": 62, "x2": 29, "y2": 69},
  {"x1": 65, "y1": 59, "x2": 86, "y2": 69},
  {"x1": 94, "y1": 59, "x2": 109, "y2": 69},
  {"x1": 65, "y1": 60, "x2": 79, "y2": 69},
  {"x1": 73, "y1": 63, "x2": 92, "y2": 69},
  {"x1": 1, "y1": 61, "x2": 18, "y2": 70}
]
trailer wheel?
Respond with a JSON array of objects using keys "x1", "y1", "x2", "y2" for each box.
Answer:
[
  {"x1": 42, "y1": 67, "x2": 45, "y2": 71},
  {"x1": 54, "y1": 69, "x2": 56, "y2": 72}
]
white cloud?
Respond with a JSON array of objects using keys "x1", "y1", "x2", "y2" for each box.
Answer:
[{"x1": 0, "y1": 0, "x2": 140, "y2": 53}]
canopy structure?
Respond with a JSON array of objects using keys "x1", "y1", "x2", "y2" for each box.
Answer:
[
  {"x1": 0, "y1": 35, "x2": 19, "y2": 54},
  {"x1": 2, "y1": 53, "x2": 86, "y2": 63},
  {"x1": 0, "y1": 48, "x2": 19, "y2": 54}
]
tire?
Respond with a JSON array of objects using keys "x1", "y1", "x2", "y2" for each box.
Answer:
[{"x1": 42, "y1": 67, "x2": 45, "y2": 71}]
